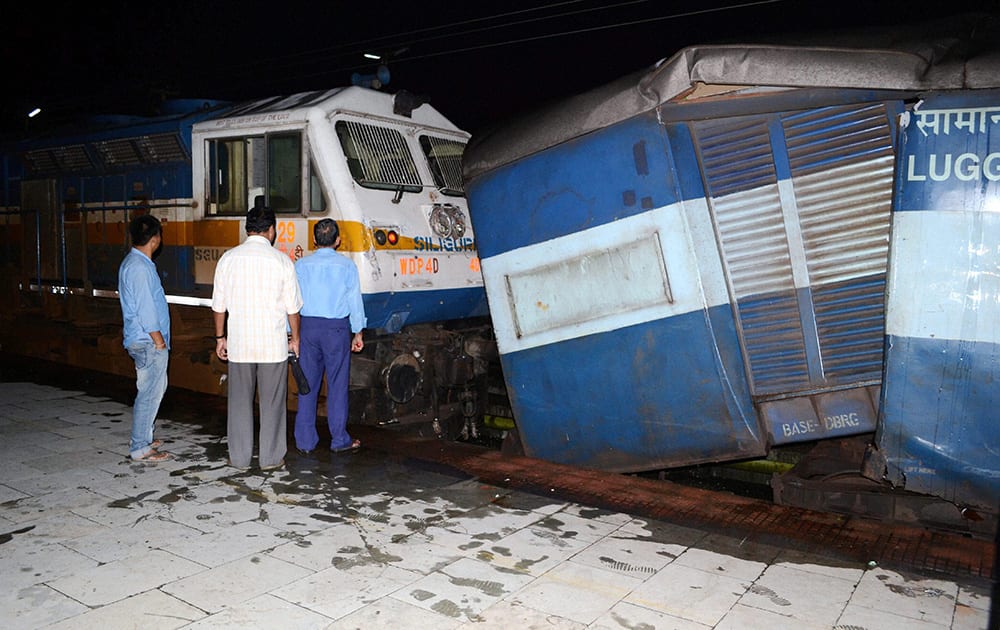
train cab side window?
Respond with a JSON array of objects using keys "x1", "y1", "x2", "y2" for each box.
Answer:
[
  {"x1": 208, "y1": 138, "x2": 242, "y2": 214},
  {"x1": 419, "y1": 135, "x2": 466, "y2": 196},
  {"x1": 207, "y1": 133, "x2": 303, "y2": 215},
  {"x1": 267, "y1": 134, "x2": 301, "y2": 213},
  {"x1": 309, "y1": 168, "x2": 327, "y2": 213},
  {"x1": 335, "y1": 120, "x2": 421, "y2": 193}
]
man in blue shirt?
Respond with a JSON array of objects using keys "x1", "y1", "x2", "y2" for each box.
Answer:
[
  {"x1": 294, "y1": 219, "x2": 367, "y2": 454},
  {"x1": 118, "y1": 215, "x2": 171, "y2": 462}
]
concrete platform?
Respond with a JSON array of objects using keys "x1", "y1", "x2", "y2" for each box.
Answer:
[{"x1": 0, "y1": 379, "x2": 994, "y2": 629}]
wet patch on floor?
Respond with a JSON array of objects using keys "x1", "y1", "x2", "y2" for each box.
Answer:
[
  {"x1": 748, "y1": 583, "x2": 792, "y2": 606},
  {"x1": 108, "y1": 491, "x2": 157, "y2": 508},
  {"x1": 0, "y1": 525, "x2": 35, "y2": 545},
  {"x1": 599, "y1": 556, "x2": 657, "y2": 575}
]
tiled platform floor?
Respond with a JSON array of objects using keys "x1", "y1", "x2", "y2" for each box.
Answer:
[{"x1": 0, "y1": 381, "x2": 993, "y2": 629}]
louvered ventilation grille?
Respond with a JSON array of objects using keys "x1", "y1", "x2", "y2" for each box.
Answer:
[
  {"x1": 694, "y1": 117, "x2": 810, "y2": 393},
  {"x1": 24, "y1": 144, "x2": 93, "y2": 175},
  {"x1": 95, "y1": 133, "x2": 187, "y2": 166},
  {"x1": 782, "y1": 104, "x2": 892, "y2": 382},
  {"x1": 136, "y1": 133, "x2": 187, "y2": 162}
]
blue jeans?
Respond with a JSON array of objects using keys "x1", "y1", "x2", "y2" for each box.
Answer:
[{"x1": 126, "y1": 344, "x2": 169, "y2": 459}]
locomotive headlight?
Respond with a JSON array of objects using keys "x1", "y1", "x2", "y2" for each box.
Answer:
[
  {"x1": 451, "y1": 211, "x2": 466, "y2": 238},
  {"x1": 429, "y1": 205, "x2": 455, "y2": 238},
  {"x1": 428, "y1": 204, "x2": 466, "y2": 239}
]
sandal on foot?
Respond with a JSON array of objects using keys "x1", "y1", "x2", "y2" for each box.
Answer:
[
  {"x1": 331, "y1": 439, "x2": 361, "y2": 453},
  {"x1": 150, "y1": 439, "x2": 163, "y2": 449},
  {"x1": 133, "y1": 449, "x2": 171, "y2": 462},
  {"x1": 261, "y1": 459, "x2": 285, "y2": 471}
]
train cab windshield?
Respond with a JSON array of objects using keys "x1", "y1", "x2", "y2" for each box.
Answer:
[
  {"x1": 207, "y1": 131, "x2": 326, "y2": 215},
  {"x1": 335, "y1": 120, "x2": 422, "y2": 194},
  {"x1": 419, "y1": 135, "x2": 465, "y2": 196}
]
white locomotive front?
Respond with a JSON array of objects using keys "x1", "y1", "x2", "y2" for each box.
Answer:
[{"x1": 187, "y1": 87, "x2": 494, "y2": 435}]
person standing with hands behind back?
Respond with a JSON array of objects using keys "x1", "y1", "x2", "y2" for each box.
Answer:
[
  {"x1": 211, "y1": 207, "x2": 303, "y2": 471},
  {"x1": 119, "y1": 214, "x2": 171, "y2": 462},
  {"x1": 294, "y1": 219, "x2": 366, "y2": 454}
]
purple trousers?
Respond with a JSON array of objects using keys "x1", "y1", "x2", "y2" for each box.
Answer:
[{"x1": 294, "y1": 316, "x2": 353, "y2": 451}]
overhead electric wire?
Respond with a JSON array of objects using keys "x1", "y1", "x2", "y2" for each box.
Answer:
[
  {"x1": 21, "y1": 0, "x2": 784, "y2": 123},
  {"x1": 25, "y1": 0, "x2": 607, "y2": 114},
  {"x1": 342, "y1": 0, "x2": 666, "y2": 60},
  {"x1": 393, "y1": 0, "x2": 787, "y2": 62},
  {"x1": 254, "y1": 0, "x2": 786, "y2": 86},
  {"x1": 252, "y1": 0, "x2": 596, "y2": 66},
  {"x1": 225, "y1": 0, "x2": 662, "y2": 76}
]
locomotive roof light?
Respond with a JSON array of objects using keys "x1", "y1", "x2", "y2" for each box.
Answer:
[
  {"x1": 351, "y1": 64, "x2": 391, "y2": 90},
  {"x1": 387, "y1": 230, "x2": 399, "y2": 245}
]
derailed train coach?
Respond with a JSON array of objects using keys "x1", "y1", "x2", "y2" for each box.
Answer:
[
  {"x1": 463, "y1": 16, "x2": 999, "y2": 512},
  {"x1": 875, "y1": 89, "x2": 1000, "y2": 510},
  {"x1": 0, "y1": 87, "x2": 494, "y2": 436}
]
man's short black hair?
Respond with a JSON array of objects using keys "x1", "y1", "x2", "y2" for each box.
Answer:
[
  {"x1": 246, "y1": 207, "x2": 276, "y2": 234},
  {"x1": 314, "y1": 218, "x2": 340, "y2": 247},
  {"x1": 128, "y1": 214, "x2": 162, "y2": 247}
]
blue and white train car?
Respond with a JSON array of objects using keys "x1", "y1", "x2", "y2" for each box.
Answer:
[
  {"x1": 872, "y1": 91, "x2": 1000, "y2": 510},
  {"x1": 463, "y1": 15, "x2": 1000, "y2": 506}
]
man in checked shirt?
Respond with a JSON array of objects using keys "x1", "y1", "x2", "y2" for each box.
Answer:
[{"x1": 211, "y1": 207, "x2": 303, "y2": 471}]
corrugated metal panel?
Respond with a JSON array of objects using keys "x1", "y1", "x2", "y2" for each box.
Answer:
[
  {"x1": 695, "y1": 118, "x2": 777, "y2": 197},
  {"x1": 811, "y1": 277, "x2": 886, "y2": 378},
  {"x1": 715, "y1": 186, "x2": 794, "y2": 296},
  {"x1": 782, "y1": 104, "x2": 893, "y2": 382},
  {"x1": 739, "y1": 293, "x2": 811, "y2": 391},
  {"x1": 693, "y1": 103, "x2": 893, "y2": 396},
  {"x1": 693, "y1": 117, "x2": 811, "y2": 394}
]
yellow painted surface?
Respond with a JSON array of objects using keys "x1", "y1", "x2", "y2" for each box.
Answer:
[
  {"x1": 337, "y1": 221, "x2": 374, "y2": 252},
  {"x1": 84, "y1": 219, "x2": 202, "y2": 247},
  {"x1": 37, "y1": 215, "x2": 444, "y2": 255},
  {"x1": 193, "y1": 220, "x2": 243, "y2": 247},
  {"x1": 165, "y1": 218, "x2": 193, "y2": 246}
]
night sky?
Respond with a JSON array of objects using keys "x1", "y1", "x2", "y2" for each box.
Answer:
[{"x1": 4, "y1": 0, "x2": 996, "y2": 138}]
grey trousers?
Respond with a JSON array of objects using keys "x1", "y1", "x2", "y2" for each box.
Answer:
[{"x1": 227, "y1": 361, "x2": 287, "y2": 468}]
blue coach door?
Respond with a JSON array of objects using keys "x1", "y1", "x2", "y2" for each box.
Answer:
[
  {"x1": 691, "y1": 102, "x2": 897, "y2": 444},
  {"x1": 876, "y1": 91, "x2": 1000, "y2": 511}
]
